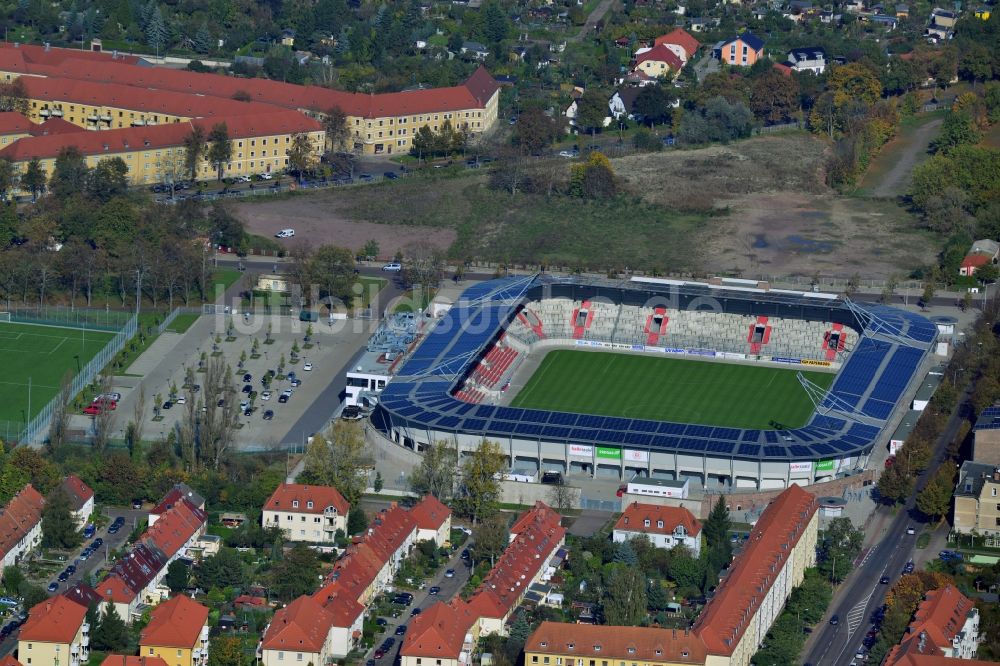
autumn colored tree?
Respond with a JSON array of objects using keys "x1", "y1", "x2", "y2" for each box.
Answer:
[
  {"x1": 916, "y1": 464, "x2": 956, "y2": 522},
  {"x1": 827, "y1": 62, "x2": 883, "y2": 108},
  {"x1": 750, "y1": 71, "x2": 801, "y2": 124}
]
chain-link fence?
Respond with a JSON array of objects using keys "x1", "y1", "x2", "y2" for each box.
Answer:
[
  {"x1": 18, "y1": 311, "x2": 138, "y2": 445},
  {"x1": 3, "y1": 305, "x2": 134, "y2": 331}
]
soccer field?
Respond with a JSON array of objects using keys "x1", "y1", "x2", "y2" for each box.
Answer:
[
  {"x1": 510, "y1": 350, "x2": 836, "y2": 429},
  {"x1": 0, "y1": 322, "x2": 115, "y2": 424}
]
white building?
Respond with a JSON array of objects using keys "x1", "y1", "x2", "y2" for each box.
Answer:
[
  {"x1": 786, "y1": 46, "x2": 827, "y2": 73},
  {"x1": 60, "y1": 475, "x2": 95, "y2": 530},
  {"x1": 262, "y1": 483, "x2": 349, "y2": 543},
  {"x1": 0, "y1": 484, "x2": 45, "y2": 575},
  {"x1": 613, "y1": 502, "x2": 702, "y2": 557}
]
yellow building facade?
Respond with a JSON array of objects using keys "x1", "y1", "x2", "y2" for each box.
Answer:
[
  {"x1": 138, "y1": 596, "x2": 210, "y2": 666},
  {"x1": 17, "y1": 597, "x2": 90, "y2": 666}
]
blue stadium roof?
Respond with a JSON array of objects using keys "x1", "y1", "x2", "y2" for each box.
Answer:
[{"x1": 375, "y1": 276, "x2": 937, "y2": 462}]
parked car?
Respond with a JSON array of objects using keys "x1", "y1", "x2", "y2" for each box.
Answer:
[
  {"x1": 384, "y1": 171, "x2": 399, "y2": 180},
  {"x1": 242, "y1": 384, "x2": 253, "y2": 393},
  {"x1": 395, "y1": 625, "x2": 407, "y2": 636},
  {"x1": 906, "y1": 525, "x2": 916, "y2": 535},
  {"x1": 162, "y1": 401, "x2": 173, "y2": 410},
  {"x1": 444, "y1": 569, "x2": 455, "y2": 578},
  {"x1": 263, "y1": 410, "x2": 274, "y2": 420},
  {"x1": 358, "y1": 173, "x2": 374, "y2": 182},
  {"x1": 303, "y1": 361, "x2": 313, "y2": 371},
  {"x1": 83, "y1": 524, "x2": 95, "y2": 539},
  {"x1": 830, "y1": 615, "x2": 839, "y2": 625},
  {"x1": 275, "y1": 228, "x2": 295, "y2": 238},
  {"x1": 381, "y1": 262, "x2": 402, "y2": 272},
  {"x1": 428, "y1": 586, "x2": 440, "y2": 595},
  {"x1": 258, "y1": 173, "x2": 273, "y2": 180},
  {"x1": 261, "y1": 391, "x2": 272, "y2": 401},
  {"x1": 242, "y1": 373, "x2": 252, "y2": 382},
  {"x1": 373, "y1": 648, "x2": 385, "y2": 660},
  {"x1": 47, "y1": 582, "x2": 59, "y2": 593},
  {"x1": 879, "y1": 575, "x2": 890, "y2": 584},
  {"x1": 175, "y1": 395, "x2": 186, "y2": 404},
  {"x1": 558, "y1": 150, "x2": 576, "y2": 158},
  {"x1": 341, "y1": 405, "x2": 364, "y2": 420}
]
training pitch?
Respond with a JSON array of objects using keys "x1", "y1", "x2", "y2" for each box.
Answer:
[
  {"x1": 510, "y1": 350, "x2": 836, "y2": 429},
  {"x1": 0, "y1": 322, "x2": 115, "y2": 424}
]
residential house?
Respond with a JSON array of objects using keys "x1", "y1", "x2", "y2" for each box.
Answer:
[
  {"x1": 609, "y1": 87, "x2": 643, "y2": 120},
  {"x1": 716, "y1": 33, "x2": 765, "y2": 66},
  {"x1": 959, "y1": 239, "x2": 999, "y2": 277},
  {"x1": 460, "y1": 42, "x2": 490, "y2": 61},
  {"x1": 409, "y1": 494, "x2": 452, "y2": 547},
  {"x1": 0, "y1": 112, "x2": 32, "y2": 148},
  {"x1": 974, "y1": 7, "x2": 991, "y2": 19},
  {"x1": 654, "y1": 28, "x2": 700, "y2": 64},
  {"x1": 844, "y1": 0, "x2": 865, "y2": 11},
  {"x1": 930, "y1": 7, "x2": 958, "y2": 26},
  {"x1": 63, "y1": 582, "x2": 104, "y2": 610},
  {"x1": 149, "y1": 484, "x2": 204, "y2": 527},
  {"x1": 101, "y1": 658, "x2": 169, "y2": 666},
  {"x1": 785, "y1": 46, "x2": 827, "y2": 73},
  {"x1": 871, "y1": 13, "x2": 900, "y2": 28},
  {"x1": 613, "y1": 503, "x2": 702, "y2": 556},
  {"x1": 17, "y1": 596, "x2": 91, "y2": 666},
  {"x1": 896, "y1": 4, "x2": 910, "y2": 17},
  {"x1": 308, "y1": 584, "x2": 365, "y2": 657},
  {"x1": 525, "y1": 623, "x2": 708, "y2": 666},
  {"x1": 689, "y1": 18, "x2": 708, "y2": 31},
  {"x1": 260, "y1": 596, "x2": 338, "y2": 666},
  {"x1": 0, "y1": 485, "x2": 45, "y2": 576},
  {"x1": 99, "y1": 494, "x2": 207, "y2": 622},
  {"x1": 885, "y1": 586, "x2": 987, "y2": 665},
  {"x1": 973, "y1": 405, "x2": 1000, "y2": 465},
  {"x1": 280, "y1": 29, "x2": 295, "y2": 47},
  {"x1": 262, "y1": 483, "x2": 349, "y2": 544},
  {"x1": 139, "y1": 596, "x2": 211, "y2": 666},
  {"x1": 59, "y1": 475, "x2": 95, "y2": 530},
  {"x1": 693, "y1": 485, "x2": 818, "y2": 666},
  {"x1": 632, "y1": 44, "x2": 685, "y2": 82},
  {"x1": 402, "y1": 502, "x2": 566, "y2": 666},
  {"x1": 952, "y1": 461, "x2": 1000, "y2": 536}
]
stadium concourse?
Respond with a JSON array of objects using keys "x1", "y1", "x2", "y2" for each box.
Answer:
[{"x1": 371, "y1": 275, "x2": 938, "y2": 492}]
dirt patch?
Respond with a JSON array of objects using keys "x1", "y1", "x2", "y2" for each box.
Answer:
[
  {"x1": 861, "y1": 117, "x2": 942, "y2": 198},
  {"x1": 233, "y1": 195, "x2": 457, "y2": 258}
]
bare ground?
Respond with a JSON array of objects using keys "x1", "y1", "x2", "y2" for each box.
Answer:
[
  {"x1": 233, "y1": 194, "x2": 457, "y2": 257},
  {"x1": 865, "y1": 117, "x2": 942, "y2": 198}
]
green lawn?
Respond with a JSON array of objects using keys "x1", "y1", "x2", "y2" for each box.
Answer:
[
  {"x1": 0, "y1": 322, "x2": 115, "y2": 423},
  {"x1": 510, "y1": 350, "x2": 834, "y2": 429},
  {"x1": 165, "y1": 313, "x2": 200, "y2": 333}
]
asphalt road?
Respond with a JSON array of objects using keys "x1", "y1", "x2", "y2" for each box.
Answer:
[
  {"x1": 0, "y1": 507, "x2": 147, "y2": 658},
  {"x1": 802, "y1": 381, "x2": 971, "y2": 666}
]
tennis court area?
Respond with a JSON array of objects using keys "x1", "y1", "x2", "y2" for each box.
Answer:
[{"x1": 0, "y1": 322, "x2": 115, "y2": 424}]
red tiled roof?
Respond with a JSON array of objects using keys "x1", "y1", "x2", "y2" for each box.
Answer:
[
  {"x1": 510, "y1": 501, "x2": 562, "y2": 536},
  {"x1": 885, "y1": 586, "x2": 982, "y2": 665},
  {"x1": 0, "y1": 112, "x2": 31, "y2": 135},
  {"x1": 615, "y1": 502, "x2": 702, "y2": 537},
  {"x1": 694, "y1": 485, "x2": 818, "y2": 655},
  {"x1": 0, "y1": 655, "x2": 24, "y2": 666},
  {"x1": 409, "y1": 495, "x2": 451, "y2": 532},
  {"x1": 140, "y1": 596, "x2": 209, "y2": 648},
  {"x1": 311, "y1": 582, "x2": 366, "y2": 628},
  {"x1": 0, "y1": 121, "x2": 190, "y2": 161},
  {"x1": 142, "y1": 497, "x2": 206, "y2": 559},
  {"x1": 634, "y1": 44, "x2": 685, "y2": 70},
  {"x1": 264, "y1": 483, "x2": 349, "y2": 516},
  {"x1": 0, "y1": 42, "x2": 143, "y2": 66},
  {"x1": 19, "y1": 595, "x2": 87, "y2": 644},
  {"x1": 100, "y1": 656, "x2": 169, "y2": 666},
  {"x1": 30, "y1": 117, "x2": 87, "y2": 136},
  {"x1": 401, "y1": 599, "x2": 478, "y2": 659},
  {"x1": 886, "y1": 655, "x2": 996, "y2": 666},
  {"x1": 773, "y1": 62, "x2": 794, "y2": 76},
  {"x1": 60, "y1": 475, "x2": 94, "y2": 511},
  {"x1": 525, "y1": 622, "x2": 707, "y2": 663},
  {"x1": 655, "y1": 28, "x2": 701, "y2": 58},
  {"x1": 63, "y1": 582, "x2": 103, "y2": 609},
  {"x1": 234, "y1": 595, "x2": 267, "y2": 607},
  {"x1": 98, "y1": 542, "x2": 167, "y2": 604},
  {"x1": 961, "y1": 254, "x2": 992, "y2": 269},
  {"x1": 151, "y1": 484, "x2": 204, "y2": 515},
  {"x1": 262, "y1": 596, "x2": 335, "y2": 653},
  {"x1": 0, "y1": 484, "x2": 44, "y2": 561}
]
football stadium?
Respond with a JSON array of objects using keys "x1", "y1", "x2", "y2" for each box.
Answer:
[{"x1": 372, "y1": 275, "x2": 938, "y2": 490}]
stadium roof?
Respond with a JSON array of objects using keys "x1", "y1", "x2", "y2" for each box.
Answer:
[{"x1": 374, "y1": 275, "x2": 937, "y2": 462}]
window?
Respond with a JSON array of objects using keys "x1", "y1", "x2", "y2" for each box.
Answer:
[
  {"x1": 149, "y1": 649, "x2": 155, "y2": 655},
  {"x1": 532, "y1": 658, "x2": 538, "y2": 664},
  {"x1": 543, "y1": 658, "x2": 550, "y2": 664},
  {"x1": 993, "y1": 488, "x2": 997, "y2": 497},
  {"x1": 657, "y1": 520, "x2": 663, "y2": 529},
  {"x1": 177, "y1": 651, "x2": 182, "y2": 657},
  {"x1": 297, "y1": 654, "x2": 303, "y2": 662},
  {"x1": 644, "y1": 519, "x2": 650, "y2": 527},
  {"x1": 278, "y1": 653, "x2": 284, "y2": 660}
]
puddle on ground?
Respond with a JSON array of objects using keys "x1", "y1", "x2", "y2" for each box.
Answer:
[{"x1": 785, "y1": 235, "x2": 835, "y2": 253}]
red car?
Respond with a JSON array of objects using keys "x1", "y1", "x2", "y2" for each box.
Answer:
[
  {"x1": 83, "y1": 405, "x2": 105, "y2": 415},
  {"x1": 884, "y1": 457, "x2": 895, "y2": 469},
  {"x1": 92, "y1": 398, "x2": 118, "y2": 410}
]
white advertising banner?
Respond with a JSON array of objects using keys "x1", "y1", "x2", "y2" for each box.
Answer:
[
  {"x1": 788, "y1": 461, "x2": 813, "y2": 474},
  {"x1": 568, "y1": 444, "x2": 594, "y2": 458},
  {"x1": 623, "y1": 449, "x2": 649, "y2": 463}
]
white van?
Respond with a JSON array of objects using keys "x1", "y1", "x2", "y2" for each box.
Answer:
[{"x1": 275, "y1": 228, "x2": 295, "y2": 238}]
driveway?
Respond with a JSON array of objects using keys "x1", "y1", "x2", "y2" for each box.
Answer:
[
  {"x1": 370, "y1": 543, "x2": 474, "y2": 665},
  {"x1": 568, "y1": 0, "x2": 614, "y2": 42}
]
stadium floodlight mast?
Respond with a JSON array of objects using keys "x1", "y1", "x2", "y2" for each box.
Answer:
[{"x1": 795, "y1": 372, "x2": 883, "y2": 427}]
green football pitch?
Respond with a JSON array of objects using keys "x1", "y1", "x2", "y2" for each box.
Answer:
[
  {"x1": 510, "y1": 350, "x2": 836, "y2": 429},
  {"x1": 0, "y1": 322, "x2": 115, "y2": 424}
]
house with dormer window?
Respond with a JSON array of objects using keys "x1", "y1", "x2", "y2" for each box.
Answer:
[
  {"x1": 262, "y1": 484, "x2": 349, "y2": 544},
  {"x1": 612, "y1": 502, "x2": 702, "y2": 556}
]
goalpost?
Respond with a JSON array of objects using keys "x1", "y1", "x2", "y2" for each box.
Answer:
[
  {"x1": 0, "y1": 313, "x2": 10, "y2": 323},
  {"x1": 202, "y1": 304, "x2": 230, "y2": 315}
]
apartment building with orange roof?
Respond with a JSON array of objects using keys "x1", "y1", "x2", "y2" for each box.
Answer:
[
  {"x1": 693, "y1": 484, "x2": 818, "y2": 666},
  {"x1": 59, "y1": 475, "x2": 95, "y2": 529},
  {"x1": 262, "y1": 483, "x2": 349, "y2": 543},
  {"x1": 409, "y1": 494, "x2": 452, "y2": 547},
  {"x1": 139, "y1": 596, "x2": 210, "y2": 666},
  {"x1": 17, "y1": 595, "x2": 91, "y2": 666},
  {"x1": 885, "y1": 586, "x2": 985, "y2": 665},
  {"x1": 0, "y1": 484, "x2": 45, "y2": 577},
  {"x1": 525, "y1": 622, "x2": 708, "y2": 666},
  {"x1": 0, "y1": 112, "x2": 32, "y2": 147},
  {"x1": 613, "y1": 502, "x2": 702, "y2": 556},
  {"x1": 259, "y1": 596, "x2": 338, "y2": 666},
  {"x1": 101, "y1": 657, "x2": 169, "y2": 666},
  {"x1": 400, "y1": 599, "x2": 481, "y2": 666}
]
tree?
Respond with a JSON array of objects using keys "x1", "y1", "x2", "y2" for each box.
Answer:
[
  {"x1": 307, "y1": 244, "x2": 357, "y2": 305},
  {"x1": 917, "y1": 464, "x2": 956, "y2": 522},
  {"x1": 750, "y1": 71, "x2": 801, "y2": 124},
  {"x1": 183, "y1": 125, "x2": 207, "y2": 182},
  {"x1": 2, "y1": 566, "x2": 24, "y2": 595},
  {"x1": 703, "y1": 496, "x2": 732, "y2": 554},
  {"x1": 207, "y1": 123, "x2": 233, "y2": 181},
  {"x1": 207, "y1": 636, "x2": 248, "y2": 666},
  {"x1": 361, "y1": 239, "x2": 380, "y2": 261},
  {"x1": 50, "y1": 146, "x2": 90, "y2": 199},
  {"x1": 299, "y1": 435, "x2": 335, "y2": 486},
  {"x1": 976, "y1": 264, "x2": 1000, "y2": 284},
  {"x1": 514, "y1": 107, "x2": 561, "y2": 155},
  {"x1": 42, "y1": 486, "x2": 83, "y2": 549},
  {"x1": 480, "y1": 0, "x2": 510, "y2": 43},
  {"x1": 196, "y1": 548, "x2": 246, "y2": 590},
  {"x1": 92, "y1": 600, "x2": 128, "y2": 651},
  {"x1": 457, "y1": 439, "x2": 506, "y2": 523},
  {"x1": 931, "y1": 111, "x2": 982, "y2": 154},
  {"x1": 323, "y1": 106, "x2": 350, "y2": 152},
  {"x1": 144, "y1": 4, "x2": 168, "y2": 53},
  {"x1": 193, "y1": 22, "x2": 213, "y2": 55},
  {"x1": 410, "y1": 441, "x2": 458, "y2": 503},
  {"x1": 164, "y1": 558, "x2": 189, "y2": 593},
  {"x1": 347, "y1": 506, "x2": 368, "y2": 535},
  {"x1": 633, "y1": 85, "x2": 676, "y2": 126},
  {"x1": 817, "y1": 517, "x2": 863, "y2": 583},
  {"x1": 0, "y1": 158, "x2": 15, "y2": 201},
  {"x1": 401, "y1": 240, "x2": 445, "y2": 300},
  {"x1": 667, "y1": 547, "x2": 703, "y2": 592},
  {"x1": 270, "y1": 543, "x2": 321, "y2": 600},
  {"x1": 680, "y1": 97, "x2": 754, "y2": 145},
  {"x1": 827, "y1": 62, "x2": 883, "y2": 108},
  {"x1": 574, "y1": 89, "x2": 609, "y2": 134},
  {"x1": 602, "y1": 565, "x2": 647, "y2": 625},
  {"x1": 958, "y1": 44, "x2": 994, "y2": 87},
  {"x1": 474, "y1": 512, "x2": 509, "y2": 565},
  {"x1": 287, "y1": 133, "x2": 317, "y2": 178},
  {"x1": 86, "y1": 158, "x2": 129, "y2": 202},
  {"x1": 373, "y1": 471, "x2": 383, "y2": 493},
  {"x1": 22, "y1": 158, "x2": 46, "y2": 201},
  {"x1": 0, "y1": 79, "x2": 28, "y2": 114},
  {"x1": 569, "y1": 151, "x2": 616, "y2": 199},
  {"x1": 48, "y1": 370, "x2": 74, "y2": 453},
  {"x1": 614, "y1": 540, "x2": 639, "y2": 566}
]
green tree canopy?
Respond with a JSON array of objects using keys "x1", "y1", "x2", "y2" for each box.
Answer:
[
  {"x1": 42, "y1": 485, "x2": 83, "y2": 549},
  {"x1": 602, "y1": 565, "x2": 647, "y2": 625},
  {"x1": 817, "y1": 517, "x2": 863, "y2": 583},
  {"x1": 270, "y1": 543, "x2": 322, "y2": 600}
]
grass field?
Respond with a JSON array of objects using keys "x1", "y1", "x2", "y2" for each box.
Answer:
[
  {"x1": 510, "y1": 350, "x2": 835, "y2": 429},
  {"x1": 0, "y1": 322, "x2": 115, "y2": 423}
]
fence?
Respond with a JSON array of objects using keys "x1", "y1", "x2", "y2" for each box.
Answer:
[
  {"x1": 5, "y1": 305, "x2": 133, "y2": 331},
  {"x1": 752, "y1": 121, "x2": 804, "y2": 135},
  {"x1": 157, "y1": 306, "x2": 202, "y2": 334},
  {"x1": 18, "y1": 312, "x2": 138, "y2": 445}
]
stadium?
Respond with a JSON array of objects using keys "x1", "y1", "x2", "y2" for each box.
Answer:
[{"x1": 371, "y1": 275, "x2": 938, "y2": 490}]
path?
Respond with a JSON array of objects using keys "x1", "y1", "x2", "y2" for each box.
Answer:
[
  {"x1": 868, "y1": 117, "x2": 942, "y2": 198},
  {"x1": 568, "y1": 0, "x2": 614, "y2": 42}
]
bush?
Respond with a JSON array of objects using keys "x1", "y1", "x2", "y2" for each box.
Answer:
[{"x1": 633, "y1": 128, "x2": 664, "y2": 152}]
